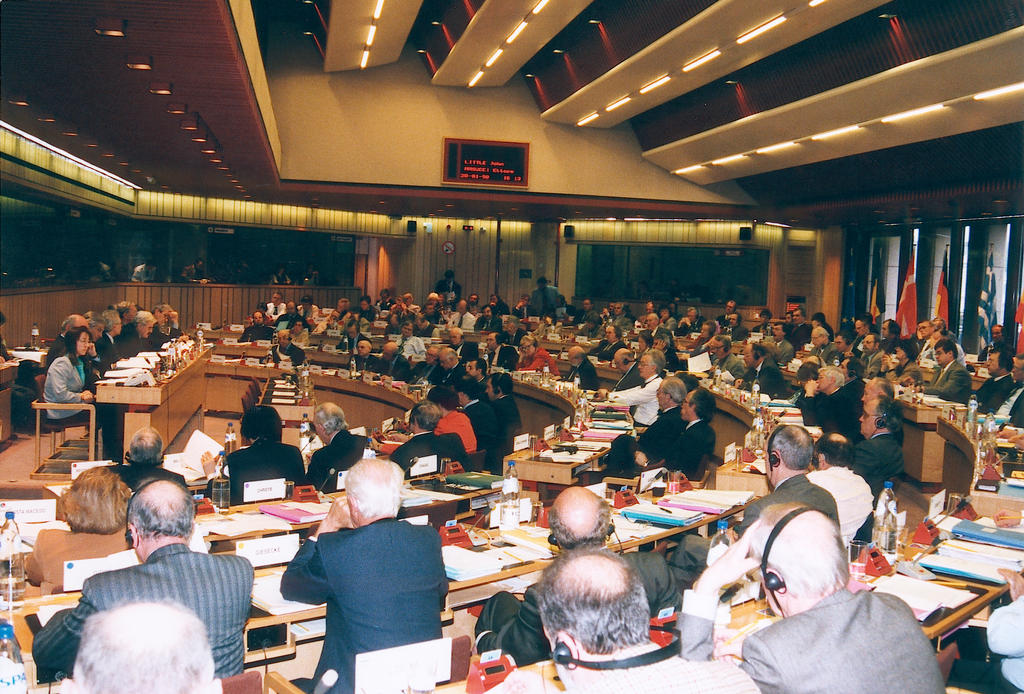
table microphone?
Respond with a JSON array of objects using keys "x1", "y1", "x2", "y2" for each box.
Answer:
[
  {"x1": 312, "y1": 669, "x2": 338, "y2": 694},
  {"x1": 316, "y1": 468, "x2": 338, "y2": 496}
]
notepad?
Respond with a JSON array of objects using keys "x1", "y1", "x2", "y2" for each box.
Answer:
[
  {"x1": 251, "y1": 573, "x2": 324, "y2": 615},
  {"x1": 872, "y1": 574, "x2": 976, "y2": 619}
]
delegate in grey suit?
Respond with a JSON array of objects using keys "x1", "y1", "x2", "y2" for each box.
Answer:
[
  {"x1": 33, "y1": 481, "x2": 254, "y2": 679},
  {"x1": 679, "y1": 504, "x2": 944, "y2": 694}
]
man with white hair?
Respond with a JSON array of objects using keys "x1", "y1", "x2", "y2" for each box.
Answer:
[
  {"x1": 63, "y1": 602, "x2": 220, "y2": 694},
  {"x1": 307, "y1": 403, "x2": 364, "y2": 493},
  {"x1": 797, "y1": 364, "x2": 862, "y2": 444},
  {"x1": 282, "y1": 459, "x2": 447, "y2": 694},
  {"x1": 115, "y1": 310, "x2": 157, "y2": 359},
  {"x1": 680, "y1": 503, "x2": 943, "y2": 693},
  {"x1": 446, "y1": 326, "x2": 478, "y2": 363}
]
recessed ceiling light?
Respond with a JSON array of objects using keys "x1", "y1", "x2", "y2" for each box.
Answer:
[
  {"x1": 524, "y1": 73, "x2": 535, "y2": 78},
  {"x1": 878, "y1": 13, "x2": 897, "y2": 19},
  {"x1": 131, "y1": 168, "x2": 142, "y2": 173},
  {"x1": 61, "y1": 126, "x2": 78, "y2": 136},
  {"x1": 373, "y1": 0, "x2": 385, "y2": 20},
  {"x1": 683, "y1": 49, "x2": 721, "y2": 72},
  {"x1": 208, "y1": 157, "x2": 223, "y2": 163},
  {"x1": 148, "y1": 82, "x2": 173, "y2": 95},
  {"x1": 673, "y1": 165, "x2": 703, "y2": 174},
  {"x1": 810, "y1": 124, "x2": 860, "y2": 140},
  {"x1": 216, "y1": 165, "x2": 230, "y2": 171},
  {"x1": 431, "y1": 21, "x2": 440, "y2": 26},
  {"x1": 360, "y1": 50, "x2": 369, "y2": 68},
  {"x1": 199, "y1": 141, "x2": 219, "y2": 154},
  {"x1": 879, "y1": 103, "x2": 944, "y2": 122},
  {"x1": 587, "y1": 19, "x2": 601, "y2": 24},
  {"x1": 485, "y1": 48, "x2": 503, "y2": 67},
  {"x1": 756, "y1": 141, "x2": 796, "y2": 154},
  {"x1": 165, "y1": 103, "x2": 188, "y2": 114},
  {"x1": 605, "y1": 96, "x2": 631, "y2": 111},
  {"x1": 125, "y1": 55, "x2": 152, "y2": 70},
  {"x1": 468, "y1": 71, "x2": 484, "y2": 87},
  {"x1": 179, "y1": 115, "x2": 199, "y2": 131},
  {"x1": 552, "y1": 49, "x2": 565, "y2": 54},
  {"x1": 506, "y1": 21, "x2": 528, "y2": 44},
  {"x1": 416, "y1": 49, "x2": 427, "y2": 53},
  {"x1": 974, "y1": 82, "x2": 1024, "y2": 100},
  {"x1": 119, "y1": 161, "x2": 130, "y2": 166},
  {"x1": 7, "y1": 96, "x2": 29, "y2": 107},
  {"x1": 102, "y1": 152, "x2": 115, "y2": 157},
  {"x1": 190, "y1": 130, "x2": 209, "y2": 143},
  {"x1": 85, "y1": 142, "x2": 99, "y2": 148},
  {"x1": 711, "y1": 153, "x2": 745, "y2": 165},
  {"x1": 808, "y1": 0, "x2": 827, "y2": 6},
  {"x1": 639, "y1": 75, "x2": 671, "y2": 94},
  {"x1": 533, "y1": 0, "x2": 550, "y2": 14},
  {"x1": 366, "y1": 25, "x2": 377, "y2": 47},
  {"x1": 736, "y1": 15, "x2": 786, "y2": 44},
  {"x1": 576, "y1": 112, "x2": 599, "y2": 126},
  {"x1": 37, "y1": 114, "x2": 56, "y2": 123},
  {"x1": 94, "y1": 18, "x2": 126, "y2": 37}
]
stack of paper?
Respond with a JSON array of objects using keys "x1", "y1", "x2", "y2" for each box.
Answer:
[
  {"x1": 917, "y1": 553, "x2": 1008, "y2": 584},
  {"x1": 251, "y1": 573, "x2": 323, "y2": 615},
  {"x1": 442, "y1": 546, "x2": 507, "y2": 580},
  {"x1": 195, "y1": 512, "x2": 294, "y2": 538},
  {"x1": 619, "y1": 503, "x2": 703, "y2": 527},
  {"x1": 952, "y1": 520, "x2": 1024, "y2": 551},
  {"x1": 259, "y1": 502, "x2": 332, "y2": 523},
  {"x1": 163, "y1": 430, "x2": 220, "y2": 482},
  {"x1": 658, "y1": 489, "x2": 754, "y2": 514},
  {"x1": 611, "y1": 514, "x2": 668, "y2": 541},
  {"x1": 872, "y1": 574, "x2": 976, "y2": 620},
  {"x1": 937, "y1": 539, "x2": 1024, "y2": 571},
  {"x1": 579, "y1": 429, "x2": 620, "y2": 441}
]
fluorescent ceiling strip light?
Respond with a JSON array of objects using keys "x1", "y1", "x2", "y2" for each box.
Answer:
[
  {"x1": 737, "y1": 15, "x2": 786, "y2": 44},
  {"x1": 880, "y1": 103, "x2": 944, "y2": 122},
  {"x1": 639, "y1": 75, "x2": 671, "y2": 94},
  {"x1": 756, "y1": 141, "x2": 796, "y2": 154},
  {"x1": 809, "y1": 0, "x2": 827, "y2": 6},
  {"x1": 682, "y1": 49, "x2": 721, "y2": 72},
  {"x1": 360, "y1": 50, "x2": 369, "y2": 68},
  {"x1": 506, "y1": 21, "x2": 528, "y2": 43},
  {"x1": 810, "y1": 124, "x2": 860, "y2": 140},
  {"x1": 485, "y1": 49, "x2": 503, "y2": 67},
  {"x1": 366, "y1": 25, "x2": 376, "y2": 46},
  {"x1": 373, "y1": 0, "x2": 384, "y2": 19},
  {"x1": 605, "y1": 96, "x2": 631, "y2": 111},
  {"x1": 532, "y1": 0, "x2": 549, "y2": 14},
  {"x1": 673, "y1": 164, "x2": 703, "y2": 174},
  {"x1": 0, "y1": 120, "x2": 141, "y2": 189},
  {"x1": 469, "y1": 71, "x2": 484, "y2": 87},
  {"x1": 711, "y1": 153, "x2": 745, "y2": 165},
  {"x1": 576, "y1": 112, "x2": 599, "y2": 126},
  {"x1": 974, "y1": 82, "x2": 1024, "y2": 100}
]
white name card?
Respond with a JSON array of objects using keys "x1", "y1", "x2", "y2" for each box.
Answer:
[
  {"x1": 401, "y1": 514, "x2": 430, "y2": 526},
  {"x1": 725, "y1": 442, "x2": 738, "y2": 462},
  {"x1": 197, "y1": 323, "x2": 212, "y2": 330},
  {"x1": 928, "y1": 489, "x2": 947, "y2": 520},
  {"x1": 255, "y1": 340, "x2": 272, "y2": 348},
  {"x1": 222, "y1": 338, "x2": 238, "y2": 345},
  {"x1": 410, "y1": 455, "x2": 439, "y2": 477},
  {"x1": 543, "y1": 425, "x2": 555, "y2": 440},
  {"x1": 243, "y1": 478, "x2": 287, "y2": 503},
  {"x1": 245, "y1": 357, "x2": 262, "y2": 367},
  {"x1": 563, "y1": 416, "x2": 571, "y2": 430},
  {"x1": 210, "y1": 354, "x2": 227, "y2": 363},
  {"x1": 235, "y1": 533, "x2": 300, "y2": 568},
  {"x1": 64, "y1": 550, "x2": 139, "y2": 592},
  {"x1": 575, "y1": 335, "x2": 588, "y2": 344},
  {"x1": 513, "y1": 433, "x2": 530, "y2": 452},
  {"x1": 326, "y1": 329, "x2": 342, "y2": 338},
  {"x1": 70, "y1": 460, "x2": 114, "y2": 480},
  {"x1": 228, "y1": 324, "x2": 245, "y2": 332},
  {"x1": 336, "y1": 470, "x2": 349, "y2": 490},
  {"x1": 373, "y1": 321, "x2": 387, "y2": 328},
  {"x1": 0, "y1": 499, "x2": 56, "y2": 524},
  {"x1": 749, "y1": 332, "x2": 763, "y2": 343},
  {"x1": 350, "y1": 426, "x2": 367, "y2": 437},
  {"x1": 382, "y1": 418, "x2": 394, "y2": 432}
]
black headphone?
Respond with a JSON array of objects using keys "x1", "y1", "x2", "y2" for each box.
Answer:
[
  {"x1": 760, "y1": 507, "x2": 815, "y2": 594},
  {"x1": 767, "y1": 450, "x2": 782, "y2": 469},
  {"x1": 552, "y1": 631, "x2": 680, "y2": 670},
  {"x1": 875, "y1": 416, "x2": 887, "y2": 430}
]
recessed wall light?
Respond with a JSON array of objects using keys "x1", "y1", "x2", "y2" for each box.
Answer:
[
  {"x1": 148, "y1": 82, "x2": 173, "y2": 95},
  {"x1": 125, "y1": 55, "x2": 152, "y2": 70},
  {"x1": 165, "y1": 103, "x2": 188, "y2": 114},
  {"x1": 37, "y1": 115, "x2": 56, "y2": 123},
  {"x1": 94, "y1": 18, "x2": 126, "y2": 37}
]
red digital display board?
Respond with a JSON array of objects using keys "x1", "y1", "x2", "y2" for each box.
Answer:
[{"x1": 443, "y1": 138, "x2": 529, "y2": 188}]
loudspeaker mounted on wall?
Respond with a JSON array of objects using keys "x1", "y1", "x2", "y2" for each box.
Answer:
[
  {"x1": 739, "y1": 226, "x2": 752, "y2": 241},
  {"x1": 406, "y1": 220, "x2": 417, "y2": 234},
  {"x1": 563, "y1": 224, "x2": 575, "y2": 239}
]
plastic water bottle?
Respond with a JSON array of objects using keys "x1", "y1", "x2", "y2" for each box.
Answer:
[
  {"x1": 751, "y1": 380, "x2": 761, "y2": 407},
  {"x1": 967, "y1": 395, "x2": 979, "y2": 439},
  {"x1": 223, "y1": 423, "x2": 238, "y2": 455},
  {"x1": 0, "y1": 514, "x2": 24, "y2": 611},
  {"x1": 29, "y1": 324, "x2": 39, "y2": 350},
  {"x1": 299, "y1": 413, "x2": 313, "y2": 458},
  {"x1": 500, "y1": 461, "x2": 520, "y2": 530},
  {"x1": 707, "y1": 519, "x2": 732, "y2": 565},
  {"x1": 872, "y1": 481, "x2": 898, "y2": 559},
  {"x1": 0, "y1": 623, "x2": 26, "y2": 693},
  {"x1": 196, "y1": 328, "x2": 205, "y2": 351},
  {"x1": 210, "y1": 451, "x2": 230, "y2": 512}
]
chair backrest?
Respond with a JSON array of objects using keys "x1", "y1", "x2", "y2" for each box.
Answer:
[
  {"x1": 220, "y1": 670, "x2": 261, "y2": 694},
  {"x1": 465, "y1": 449, "x2": 487, "y2": 473},
  {"x1": 449, "y1": 634, "x2": 472, "y2": 683},
  {"x1": 34, "y1": 373, "x2": 46, "y2": 401}
]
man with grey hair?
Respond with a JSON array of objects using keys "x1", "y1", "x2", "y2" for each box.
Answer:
[
  {"x1": 308, "y1": 402, "x2": 364, "y2": 492},
  {"x1": 563, "y1": 345, "x2": 599, "y2": 390},
  {"x1": 598, "y1": 350, "x2": 665, "y2": 426},
  {"x1": 62, "y1": 602, "x2": 220, "y2": 694},
  {"x1": 388, "y1": 401, "x2": 468, "y2": 473},
  {"x1": 798, "y1": 364, "x2": 863, "y2": 444},
  {"x1": 680, "y1": 503, "x2": 942, "y2": 692},
  {"x1": 110, "y1": 426, "x2": 186, "y2": 490},
  {"x1": 446, "y1": 326, "x2": 478, "y2": 363},
  {"x1": 376, "y1": 340, "x2": 412, "y2": 381},
  {"x1": 475, "y1": 488, "x2": 679, "y2": 668},
  {"x1": 437, "y1": 346, "x2": 466, "y2": 386},
  {"x1": 93, "y1": 309, "x2": 122, "y2": 374},
  {"x1": 115, "y1": 309, "x2": 158, "y2": 358},
  {"x1": 708, "y1": 335, "x2": 745, "y2": 382},
  {"x1": 809, "y1": 326, "x2": 839, "y2": 365},
  {"x1": 34, "y1": 480, "x2": 253, "y2": 679},
  {"x1": 605, "y1": 375, "x2": 687, "y2": 474},
  {"x1": 283, "y1": 459, "x2": 447, "y2": 694}
]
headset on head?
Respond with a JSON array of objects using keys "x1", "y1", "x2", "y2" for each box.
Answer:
[
  {"x1": 552, "y1": 630, "x2": 680, "y2": 670},
  {"x1": 760, "y1": 507, "x2": 815, "y2": 595},
  {"x1": 124, "y1": 478, "x2": 185, "y2": 546}
]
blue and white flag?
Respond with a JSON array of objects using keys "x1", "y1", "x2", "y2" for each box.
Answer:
[{"x1": 978, "y1": 245, "x2": 996, "y2": 348}]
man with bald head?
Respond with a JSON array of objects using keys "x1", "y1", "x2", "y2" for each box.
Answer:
[
  {"x1": 283, "y1": 460, "x2": 447, "y2": 694},
  {"x1": 610, "y1": 347, "x2": 643, "y2": 391},
  {"x1": 437, "y1": 346, "x2": 466, "y2": 386},
  {"x1": 34, "y1": 480, "x2": 254, "y2": 679},
  {"x1": 474, "y1": 487, "x2": 678, "y2": 667},
  {"x1": 446, "y1": 326, "x2": 478, "y2": 363},
  {"x1": 563, "y1": 345, "x2": 599, "y2": 390},
  {"x1": 376, "y1": 340, "x2": 412, "y2": 381}
]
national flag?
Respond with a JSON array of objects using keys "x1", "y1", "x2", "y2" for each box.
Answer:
[
  {"x1": 1016, "y1": 295, "x2": 1024, "y2": 352},
  {"x1": 870, "y1": 280, "x2": 880, "y2": 322},
  {"x1": 895, "y1": 248, "x2": 917, "y2": 337},
  {"x1": 869, "y1": 242, "x2": 885, "y2": 322},
  {"x1": 935, "y1": 245, "x2": 949, "y2": 325},
  {"x1": 978, "y1": 245, "x2": 997, "y2": 349}
]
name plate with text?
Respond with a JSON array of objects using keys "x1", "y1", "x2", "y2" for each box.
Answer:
[
  {"x1": 245, "y1": 357, "x2": 262, "y2": 367},
  {"x1": 543, "y1": 425, "x2": 555, "y2": 440},
  {"x1": 235, "y1": 534, "x2": 301, "y2": 568},
  {"x1": 255, "y1": 340, "x2": 272, "y2": 348},
  {"x1": 228, "y1": 324, "x2": 245, "y2": 332},
  {"x1": 336, "y1": 470, "x2": 349, "y2": 490},
  {"x1": 222, "y1": 338, "x2": 238, "y2": 345},
  {"x1": 64, "y1": 551, "x2": 138, "y2": 592},
  {"x1": 243, "y1": 478, "x2": 287, "y2": 503},
  {"x1": 513, "y1": 433, "x2": 530, "y2": 452},
  {"x1": 0, "y1": 499, "x2": 56, "y2": 523},
  {"x1": 197, "y1": 323, "x2": 212, "y2": 330},
  {"x1": 71, "y1": 460, "x2": 114, "y2": 480},
  {"x1": 326, "y1": 329, "x2": 342, "y2": 338},
  {"x1": 410, "y1": 455, "x2": 439, "y2": 477}
]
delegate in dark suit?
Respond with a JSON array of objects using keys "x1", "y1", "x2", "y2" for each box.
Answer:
[
  {"x1": 307, "y1": 430, "x2": 365, "y2": 492},
  {"x1": 797, "y1": 388, "x2": 862, "y2": 444},
  {"x1": 612, "y1": 361, "x2": 644, "y2": 391},
  {"x1": 563, "y1": 357, "x2": 599, "y2": 390},
  {"x1": 923, "y1": 361, "x2": 972, "y2": 404},
  {"x1": 605, "y1": 406, "x2": 685, "y2": 475},
  {"x1": 109, "y1": 463, "x2": 186, "y2": 491},
  {"x1": 476, "y1": 553, "x2": 679, "y2": 667},
  {"x1": 375, "y1": 354, "x2": 412, "y2": 381},
  {"x1": 281, "y1": 520, "x2": 447, "y2": 694},
  {"x1": 32, "y1": 544, "x2": 253, "y2": 678},
  {"x1": 679, "y1": 589, "x2": 943, "y2": 694},
  {"x1": 93, "y1": 334, "x2": 120, "y2": 375},
  {"x1": 222, "y1": 440, "x2": 307, "y2": 505},
  {"x1": 488, "y1": 344, "x2": 518, "y2": 372},
  {"x1": 490, "y1": 395, "x2": 522, "y2": 457},
  {"x1": 463, "y1": 399, "x2": 501, "y2": 472},
  {"x1": 976, "y1": 374, "x2": 1016, "y2": 414},
  {"x1": 438, "y1": 362, "x2": 466, "y2": 387},
  {"x1": 452, "y1": 340, "x2": 479, "y2": 363},
  {"x1": 742, "y1": 361, "x2": 789, "y2": 400},
  {"x1": 412, "y1": 360, "x2": 444, "y2": 386},
  {"x1": 851, "y1": 433, "x2": 904, "y2": 500},
  {"x1": 590, "y1": 339, "x2": 626, "y2": 362},
  {"x1": 390, "y1": 432, "x2": 468, "y2": 473},
  {"x1": 666, "y1": 419, "x2": 715, "y2": 479}
]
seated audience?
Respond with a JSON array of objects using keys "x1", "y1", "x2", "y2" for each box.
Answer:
[
  {"x1": 270, "y1": 329, "x2": 306, "y2": 366},
  {"x1": 114, "y1": 310, "x2": 156, "y2": 359},
  {"x1": 562, "y1": 345, "x2": 599, "y2": 390},
  {"x1": 27, "y1": 467, "x2": 130, "y2": 594},
  {"x1": 33, "y1": 480, "x2": 254, "y2": 678},
  {"x1": 881, "y1": 338, "x2": 923, "y2": 386},
  {"x1": 437, "y1": 347, "x2": 466, "y2": 386},
  {"x1": 610, "y1": 348, "x2": 643, "y2": 391},
  {"x1": 516, "y1": 335, "x2": 559, "y2": 373},
  {"x1": 240, "y1": 310, "x2": 274, "y2": 343},
  {"x1": 590, "y1": 325, "x2": 626, "y2": 362},
  {"x1": 797, "y1": 365, "x2": 862, "y2": 444},
  {"x1": 308, "y1": 403, "x2": 364, "y2": 493},
  {"x1": 411, "y1": 345, "x2": 443, "y2": 385},
  {"x1": 680, "y1": 503, "x2": 943, "y2": 693},
  {"x1": 454, "y1": 376, "x2": 500, "y2": 472},
  {"x1": 485, "y1": 332, "x2": 518, "y2": 372},
  {"x1": 375, "y1": 341, "x2": 413, "y2": 381},
  {"x1": 282, "y1": 460, "x2": 447, "y2": 694},
  {"x1": 447, "y1": 326, "x2": 478, "y2": 363},
  {"x1": 851, "y1": 396, "x2": 904, "y2": 500},
  {"x1": 708, "y1": 336, "x2": 746, "y2": 382},
  {"x1": 218, "y1": 406, "x2": 306, "y2": 506},
  {"x1": 427, "y1": 386, "x2": 477, "y2": 453},
  {"x1": 923, "y1": 337, "x2": 972, "y2": 403},
  {"x1": 486, "y1": 372, "x2": 522, "y2": 459},
  {"x1": 976, "y1": 348, "x2": 1016, "y2": 413},
  {"x1": 597, "y1": 351, "x2": 664, "y2": 426},
  {"x1": 475, "y1": 487, "x2": 682, "y2": 670},
  {"x1": 44, "y1": 327, "x2": 96, "y2": 421},
  {"x1": 62, "y1": 601, "x2": 221, "y2": 694},
  {"x1": 387, "y1": 401, "x2": 468, "y2": 473},
  {"x1": 807, "y1": 434, "x2": 873, "y2": 543},
  {"x1": 666, "y1": 389, "x2": 716, "y2": 480},
  {"x1": 604, "y1": 376, "x2": 687, "y2": 475},
  {"x1": 736, "y1": 342, "x2": 788, "y2": 399},
  {"x1": 110, "y1": 427, "x2": 187, "y2": 490}
]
